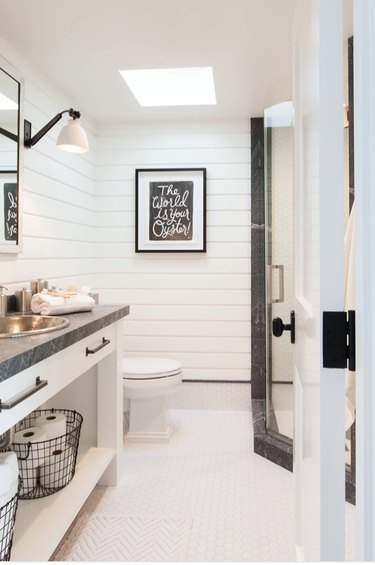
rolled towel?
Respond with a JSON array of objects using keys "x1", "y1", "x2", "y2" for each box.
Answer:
[
  {"x1": 0, "y1": 452, "x2": 19, "y2": 560},
  {"x1": 0, "y1": 452, "x2": 19, "y2": 507},
  {"x1": 31, "y1": 289, "x2": 95, "y2": 316}
]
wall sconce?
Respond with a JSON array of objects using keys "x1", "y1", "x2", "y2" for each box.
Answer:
[
  {"x1": 24, "y1": 108, "x2": 89, "y2": 153},
  {"x1": 0, "y1": 127, "x2": 17, "y2": 142}
]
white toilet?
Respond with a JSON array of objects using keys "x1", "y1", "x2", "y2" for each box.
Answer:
[{"x1": 123, "y1": 357, "x2": 182, "y2": 443}]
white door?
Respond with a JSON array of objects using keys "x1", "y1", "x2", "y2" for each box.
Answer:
[
  {"x1": 293, "y1": 0, "x2": 346, "y2": 560},
  {"x1": 353, "y1": 0, "x2": 375, "y2": 559}
]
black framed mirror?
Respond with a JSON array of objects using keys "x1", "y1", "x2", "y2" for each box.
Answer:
[{"x1": 0, "y1": 56, "x2": 22, "y2": 253}]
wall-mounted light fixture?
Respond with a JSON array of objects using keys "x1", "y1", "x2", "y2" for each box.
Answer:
[
  {"x1": 24, "y1": 108, "x2": 89, "y2": 153},
  {"x1": 0, "y1": 127, "x2": 17, "y2": 142}
]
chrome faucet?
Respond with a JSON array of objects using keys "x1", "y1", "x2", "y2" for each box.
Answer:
[{"x1": 0, "y1": 286, "x2": 8, "y2": 317}]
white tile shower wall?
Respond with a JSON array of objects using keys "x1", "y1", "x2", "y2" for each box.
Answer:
[
  {"x1": 0, "y1": 35, "x2": 97, "y2": 291},
  {"x1": 95, "y1": 122, "x2": 251, "y2": 381}
]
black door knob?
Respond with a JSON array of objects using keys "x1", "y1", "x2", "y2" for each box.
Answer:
[{"x1": 272, "y1": 310, "x2": 295, "y2": 344}]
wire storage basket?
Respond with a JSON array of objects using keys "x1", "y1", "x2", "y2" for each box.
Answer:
[
  {"x1": 12, "y1": 409, "x2": 83, "y2": 500},
  {"x1": 0, "y1": 481, "x2": 20, "y2": 561}
]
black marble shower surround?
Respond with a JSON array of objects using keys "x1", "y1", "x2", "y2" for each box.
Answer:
[{"x1": 250, "y1": 117, "x2": 292, "y2": 472}]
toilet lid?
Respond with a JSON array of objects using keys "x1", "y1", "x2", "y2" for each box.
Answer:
[{"x1": 123, "y1": 357, "x2": 182, "y2": 379}]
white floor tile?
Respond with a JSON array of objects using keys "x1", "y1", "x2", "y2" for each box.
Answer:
[{"x1": 54, "y1": 382, "x2": 354, "y2": 562}]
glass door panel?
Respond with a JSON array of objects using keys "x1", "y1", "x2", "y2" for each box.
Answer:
[{"x1": 264, "y1": 101, "x2": 294, "y2": 440}]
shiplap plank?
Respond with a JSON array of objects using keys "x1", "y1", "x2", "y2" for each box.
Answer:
[
  {"x1": 23, "y1": 192, "x2": 94, "y2": 226},
  {"x1": 1, "y1": 259, "x2": 97, "y2": 285},
  {"x1": 123, "y1": 320, "x2": 250, "y2": 338},
  {"x1": 120, "y1": 348, "x2": 250, "y2": 370},
  {"x1": 96, "y1": 147, "x2": 250, "y2": 166},
  {"x1": 97, "y1": 130, "x2": 249, "y2": 150},
  {"x1": 95, "y1": 241, "x2": 250, "y2": 258},
  {"x1": 124, "y1": 336, "x2": 250, "y2": 354},
  {"x1": 22, "y1": 237, "x2": 95, "y2": 258},
  {"x1": 23, "y1": 215, "x2": 95, "y2": 241},
  {"x1": 91, "y1": 256, "x2": 249, "y2": 273},
  {"x1": 207, "y1": 210, "x2": 250, "y2": 226},
  {"x1": 24, "y1": 151, "x2": 94, "y2": 195},
  {"x1": 120, "y1": 303, "x2": 250, "y2": 322},
  {"x1": 96, "y1": 119, "x2": 249, "y2": 137},
  {"x1": 95, "y1": 163, "x2": 250, "y2": 182},
  {"x1": 94, "y1": 273, "x2": 249, "y2": 290},
  {"x1": 26, "y1": 169, "x2": 96, "y2": 210},
  {"x1": 99, "y1": 288, "x2": 250, "y2": 306}
]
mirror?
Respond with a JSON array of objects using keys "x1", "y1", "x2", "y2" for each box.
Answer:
[{"x1": 0, "y1": 57, "x2": 22, "y2": 253}]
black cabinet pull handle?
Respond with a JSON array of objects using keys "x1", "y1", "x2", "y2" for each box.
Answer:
[
  {"x1": 0, "y1": 376, "x2": 48, "y2": 411},
  {"x1": 86, "y1": 337, "x2": 110, "y2": 356}
]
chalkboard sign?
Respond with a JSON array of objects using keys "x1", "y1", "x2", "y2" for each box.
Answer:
[
  {"x1": 4, "y1": 182, "x2": 17, "y2": 241},
  {"x1": 135, "y1": 168, "x2": 206, "y2": 252},
  {"x1": 149, "y1": 181, "x2": 193, "y2": 241}
]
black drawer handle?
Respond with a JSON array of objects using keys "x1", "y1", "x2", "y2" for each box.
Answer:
[
  {"x1": 0, "y1": 376, "x2": 48, "y2": 412},
  {"x1": 86, "y1": 337, "x2": 111, "y2": 356}
]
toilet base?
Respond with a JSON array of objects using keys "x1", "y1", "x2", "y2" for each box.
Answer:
[
  {"x1": 125, "y1": 426, "x2": 173, "y2": 444},
  {"x1": 124, "y1": 396, "x2": 174, "y2": 444}
]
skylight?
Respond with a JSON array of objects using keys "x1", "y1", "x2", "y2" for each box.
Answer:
[
  {"x1": 0, "y1": 92, "x2": 18, "y2": 110},
  {"x1": 119, "y1": 67, "x2": 216, "y2": 107}
]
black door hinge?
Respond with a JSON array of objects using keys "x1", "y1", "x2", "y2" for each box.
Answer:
[{"x1": 322, "y1": 310, "x2": 355, "y2": 371}]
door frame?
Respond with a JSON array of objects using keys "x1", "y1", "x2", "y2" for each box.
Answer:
[{"x1": 293, "y1": 0, "x2": 347, "y2": 560}]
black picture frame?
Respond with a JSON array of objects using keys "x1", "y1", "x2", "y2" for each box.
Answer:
[
  {"x1": 0, "y1": 173, "x2": 18, "y2": 244},
  {"x1": 135, "y1": 168, "x2": 206, "y2": 253}
]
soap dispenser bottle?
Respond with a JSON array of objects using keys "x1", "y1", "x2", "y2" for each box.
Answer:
[{"x1": 0, "y1": 286, "x2": 8, "y2": 317}]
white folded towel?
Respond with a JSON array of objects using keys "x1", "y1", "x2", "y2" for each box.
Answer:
[{"x1": 31, "y1": 288, "x2": 95, "y2": 316}]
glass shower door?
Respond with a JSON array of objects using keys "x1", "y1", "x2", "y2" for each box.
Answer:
[{"x1": 264, "y1": 101, "x2": 294, "y2": 441}]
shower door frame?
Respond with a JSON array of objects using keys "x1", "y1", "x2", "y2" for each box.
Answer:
[{"x1": 250, "y1": 117, "x2": 293, "y2": 473}]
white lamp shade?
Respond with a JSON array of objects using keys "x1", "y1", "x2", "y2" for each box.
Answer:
[{"x1": 56, "y1": 118, "x2": 89, "y2": 153}]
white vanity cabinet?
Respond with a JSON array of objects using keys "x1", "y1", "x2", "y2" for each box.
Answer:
[{"x1": 0, "y1": 305, "x2": 128, "y2": 562}]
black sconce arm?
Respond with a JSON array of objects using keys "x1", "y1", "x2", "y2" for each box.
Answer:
[
  {"x1": 24, "y1": 108, "x2": 81, "y2": 148},
  {"x1": 0, "y1": 126, "x2": 18, "y2": 142}
]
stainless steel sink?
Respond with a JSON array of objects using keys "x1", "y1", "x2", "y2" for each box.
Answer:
[{"x1": 0, "y1": 315, "x2": 70, "y2": 338}]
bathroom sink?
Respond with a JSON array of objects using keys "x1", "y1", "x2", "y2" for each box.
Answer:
[{"x1": 0, "y1": 315, "x2": 70, "y2": 338}]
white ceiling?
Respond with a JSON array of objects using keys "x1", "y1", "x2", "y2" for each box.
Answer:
[{"x1": 0, "y1": 0, "x2": 295, "y2": 126}]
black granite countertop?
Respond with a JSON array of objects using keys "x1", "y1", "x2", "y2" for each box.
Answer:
[{"x1": 0, "y1": 304, "x2": 130, "y2": 383}]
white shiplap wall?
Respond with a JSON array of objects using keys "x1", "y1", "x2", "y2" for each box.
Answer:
[
  {"x1": 95, "y1": 122, "x2": 251, "y2": 381},
  {"x1": 0, "y1": 35, "x2": 252, "y2": 382},
  {"x1": 0, "y1": 36, "x2": 97, "y2": 292}
]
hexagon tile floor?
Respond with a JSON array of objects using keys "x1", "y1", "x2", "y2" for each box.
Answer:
[{"x1": 54, "y1": 382, "x2": 355, "y2": 562}]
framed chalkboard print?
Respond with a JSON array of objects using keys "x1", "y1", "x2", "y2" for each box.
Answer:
[
  {"x1": 0, "y1": 173, "x2": 18, "y2": 245},
  {"x1": 135, "y1": 168, "x2": 206, "y2": 253}
]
